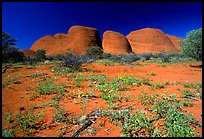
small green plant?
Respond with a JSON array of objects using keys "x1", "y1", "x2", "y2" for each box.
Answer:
[
  {"x1": 6, "y1": 112, "x2": 13, "y2": 123},
  {"x1": 164, "y1": 80, "x2": 170, "y2": 85},
  {"x1": 73, "y1": 74, "x2": 88, "y2": 87},
  {"x1": 86, "y1": 46, "x2": 103, "y2": 59},
  {"x1": 154, "y1": 82, "x2": 165, "y2": 89},
  {"x1": 30, "y1": 73, "x2": 44, "y2": 78},
  {"x1": 181, "y1": 89, "x2": 195, "y2": 97},
  {"x1": 35, "y1": 82, "x2": 56, "y2": 95},
  {"x1": 29, "y1": 92, "x2": 40, "y2": 101},
  {"x1": 2, "y1": 129, "x2": 14, "y2": 137},
  {"x1": 183, "y1": 83, "x2": 192, "y2": 88},
  {"x1": 117, "y1": 75, "x2": 136, "y2": 87},
  {"x1": 141, "y1": 78, "x2": 151, "y2": 86},
  {"x1": 16, "y1": 110, "x2": 43, "y2": 136},
  {"x1": 80, "y1": 100, "x2": 86, "y2": 115},
  {"x1": 150, "y1": 72, "x2": 156, "y2": 76},
  {"x1": 179, "y1": 98, "x2": 194, "y2": 107},
  {"x1": 192, "y1": 82, "x2": 202, "y2": 93},
  {"x1": 52, "y1": 106, "x2": 71, "y2": 124},
  {"x1": 89, "y1": 74, "x2": 107, "y2": 86},
  {"x1": 96, "y1": 78, "x2": 125, "y2": 106},
  {"x1": 138, "y1": 92, "x2": 199, "y2": 137}
]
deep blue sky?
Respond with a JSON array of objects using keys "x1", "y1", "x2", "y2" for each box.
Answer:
[{"x1": 2, "y1": 2, "x2": 202, "y2": 50}]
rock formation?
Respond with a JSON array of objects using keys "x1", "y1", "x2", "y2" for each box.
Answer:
[
  {"x1": 21, "y1": 49, "x2": 35, "y2": 57},
  {"x1": 30, "y1": 25, "x2": 101, "y2": 55},
  {"x1": 166, "y1": 34, "x2": 183, "y2": 51},
  {"x1": 31, "y1": 25, "x2": 184, "y2": 56},
  {"x1": 102, "y1": 31, "x2": 132, "y2": 55},
  {"x1": 126, "y1": 28, "x2": 181, "y2": 54}
]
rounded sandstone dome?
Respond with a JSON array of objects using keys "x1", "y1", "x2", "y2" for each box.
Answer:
[
  {"x1": 126, "y1": 28, "x2": 179, "y2": 54},
  {"x1": 30, "y1": 25, "x2": 102, "y2": 55},
  {"x1": 102, "y1": 30, "x2": 132, "y2": 55}
]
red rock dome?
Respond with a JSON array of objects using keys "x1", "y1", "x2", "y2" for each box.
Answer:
[
  {"x1": 102, "y1": 30, "x2": 132, "y2": 55},
  {"x1": 30, "y1": 25, "x2": 101, "y2": 55},
  {"x1": 126, "y1": 28, "x2": 180, "y2": 54}
]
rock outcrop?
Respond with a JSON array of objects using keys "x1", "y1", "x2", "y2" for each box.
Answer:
[
  {"x1": 126, "y1": 28, "x2": 181, "y2": 54},
  {"x1": 102, "y1": 31, "x2": 132, "y2": 55},
  {"x1": 21, "y1": 49, "x2": 35, "y2": 57},
  {"x1": 30, "y1": 25, "x2": 101, "y2": 55},
  {"x1": 166, "y1": 34, "x2": 183, "y2": 51},
  {"x1": 31, "y1": 25, "x2": 184, "y2": 56}
]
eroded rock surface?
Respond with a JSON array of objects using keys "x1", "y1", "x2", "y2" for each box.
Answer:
[
  {"x1": 126, "y1": 28, "x2": 180, "y2": 54},
  {"x1": 102, "y1": 30, "x2": 132, "y2": 55}
]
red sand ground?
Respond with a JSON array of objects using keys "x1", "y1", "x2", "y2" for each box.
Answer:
[{"x1": 2, "y1": 60, "x2": 202, "y2": 137}]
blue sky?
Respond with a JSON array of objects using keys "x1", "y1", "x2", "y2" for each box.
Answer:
[{"x1": 2, "y1": 2, "x2": 202, "y2": 50}]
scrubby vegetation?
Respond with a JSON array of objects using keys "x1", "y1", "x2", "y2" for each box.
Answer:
[
  {"x1": 179, "y1": 28, "x2": 202, "y2": 61},
  {"x1": 2, "y1": 32, "x2": 25, "y2": 63},
  {"x1": 2, "y1": 28, "x2": 202, "y2": 137}
]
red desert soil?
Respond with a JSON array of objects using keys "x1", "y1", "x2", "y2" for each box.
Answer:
[{"x1": 2, "y1": 60, "x2": 202, "y2": 137}]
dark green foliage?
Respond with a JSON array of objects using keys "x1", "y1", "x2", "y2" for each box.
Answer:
[
  {"x1": 52, "y1": 54, "x2": 64, "y2": 60},
  {"x1": 138, "y1": 52, "x2": 153, "y2": 60},
  {"x1": 2, "y1": 129, "x2": 14, "y2": 137},
  {"x1": 2, "y1": 32, "x2": 25, "y2": 63},
  {"x1": 58, "y1": 53, "x2": 86, "y2": 70},
  {"x1": 46, "y1": 55, "x2": 53, "y2": 61},
  {"x1": 179, "y1": 28, "x2": 202, "y2": 61},
  {"x1": 154, "y1": 53, "x2": 171, "y2": 62},
  {"x1": 86, "y1": 46, "x2": 103, "y2": 59},
  {"x1": 25, "y1": 56, "x2": 39, "y2": 65},
  {"x1": 16, "y1": 110, "x2": 43, "y2": 136},
  {"x1": 138, "y1": 93, "x2": 199, "y2": 137},
  {"x1": 108, "y1": 53, "x2": 140, "y2": 64},
  {"x1": 102, "y1": 52, "x2": 111, "y2": 59},
  {"x1": 34, "y1": 49, "x2": 46, "y2": 61}
]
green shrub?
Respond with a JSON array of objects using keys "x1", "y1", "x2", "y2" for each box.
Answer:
[
  {"x1": 58, "y1": 53, "x2": 84, "y2": 70},
  {"x1": 102, "y1": 52, "x2": 111, "y2": 59},
  {"x1": 154, "y1": 82, "x2": 165, "y2": 89},
  {"x1": 2, "y1": 32, "x2": 25, "y2": 63},
  {"x1": 36, "y1": 82, "x2": 56, "y2": 95},
  {"x1": 86, "y1": 46, "x2": 103, "y2": 59},
  {"x1": 2, "y1": 129, "x2": 14, "y2": 137},
  {"x1": 139, "y1": 52, "x2": 153, "y2": 60},
  {"x1": 108, "y1": 53, "x2": 140, "y2": 64},
  {"x1": 34, "y1": 49, "x2": 46, "y2": 61},
  {"x1": 16, "y1": 110, "x2": 43, "y2": 136},
  {"x1": 179, "y1": 28, "x2": 202, "y2": 61},
  {"x1": 181, "y1": 89, "x2": 195, "y2": 97},
  {"x1": 53, "y1": 54, "x2": 64, "y2": 60},
  {"x1": 155, "y1": 53, "x2": 171, "y2": 62}
]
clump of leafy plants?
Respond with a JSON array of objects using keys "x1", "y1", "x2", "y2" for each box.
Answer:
[
  {"x1": 154, "y1": 82, "x2": 165, "y2": 89},
  {"x1": 89, "y1": 74, "x2": 107, "y2": 86},
  {"x1": 138, "y1": 92, "x2": 199, "y2": 137},
  {"x1": 15, "y1": 110, "x2": 44, "y2": 136},
  {"x1": 58, "y1": 53, "x2": 85, "y2": 71},
  {"x1": 35, "y1": 82, "x2": 56, "y2": 95},
  {"x1": 181, "y1": 89, "x2": 195, "y2": 97}
]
